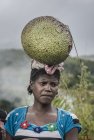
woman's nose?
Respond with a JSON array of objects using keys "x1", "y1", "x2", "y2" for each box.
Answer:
[{"x1": 45, "y1": 84, "x2": 51, "y2": 91}]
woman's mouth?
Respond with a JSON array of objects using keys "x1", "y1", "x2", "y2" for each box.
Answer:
[{"x1": 41, "y1": 94, "x2": 53, "y2": 99}]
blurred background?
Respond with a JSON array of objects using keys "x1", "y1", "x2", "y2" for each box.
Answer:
[
  {"x1": 0, "y1": 0, "x2": 94, "y2": 55},
  {"x1": 0, "y1": 1, "x2": 94, "y2": 139}
]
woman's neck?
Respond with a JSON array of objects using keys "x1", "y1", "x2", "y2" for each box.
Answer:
[
  {"x1": 27, "y1": 102, "x2": 57, "y2": 126},
  {"x1": 32, "y1": 101, "x2": 54, "y2": 113}
]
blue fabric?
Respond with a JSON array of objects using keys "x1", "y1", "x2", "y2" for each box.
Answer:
[
  {"x1": 4, "y1": 106, "x2": 81, "y2": 139},
  {"x1": 57, "y1": 109, "x2": 81, "y2": 139},
  {"x1": 4, "y1": 107, "x2": 27, "y2": 136}
]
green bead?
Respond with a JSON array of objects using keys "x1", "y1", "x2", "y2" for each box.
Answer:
[{"x1": 47, "y1": 123, "x2": 57, "y2": 131}]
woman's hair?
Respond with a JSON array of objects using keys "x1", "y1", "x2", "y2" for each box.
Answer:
[
  {"x1": 27, "y1": 68, "x2": 60, "y2": 95},
  {"x1": 0, "y1": 109, "x2": 7, "y2": 123}
]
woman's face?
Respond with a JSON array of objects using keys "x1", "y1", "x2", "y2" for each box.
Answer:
[{"x1": 31, "y1": 74, "x2": 59, "y2": 104}]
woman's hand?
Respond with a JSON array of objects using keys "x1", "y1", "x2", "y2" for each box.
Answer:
[{"x1": 65, "y1": 128, "x2": 78, "y2": 140}]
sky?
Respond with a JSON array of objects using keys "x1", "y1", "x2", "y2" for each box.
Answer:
[{"x1": 0, "y1": 0, "x2": 94, "y2": 56}]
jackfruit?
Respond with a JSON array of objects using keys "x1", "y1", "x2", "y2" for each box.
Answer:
[{"x1": 21, "y1": 16, "x2": 73, "y2": 65}]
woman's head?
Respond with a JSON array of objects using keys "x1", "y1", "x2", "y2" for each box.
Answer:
[
  {"x1": 27, "y1": 68, "x2": 60, "y2": 104},
  {"x1": 27, "y1": 68, "x2": 60, "y2": 95}
]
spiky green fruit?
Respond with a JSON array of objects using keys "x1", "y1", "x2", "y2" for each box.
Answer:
[{"x1": 21, "y1": 16, "x2": 73, "y2": 65}]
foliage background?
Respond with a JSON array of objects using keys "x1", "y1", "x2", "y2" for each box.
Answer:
[{"x1": 53, "y1": 61, "x2": 94, "y2": 140}]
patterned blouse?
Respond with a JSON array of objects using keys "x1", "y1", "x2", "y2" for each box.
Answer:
[{"x1": 4, "y1": 106, "x2": 81, "y2": 140}]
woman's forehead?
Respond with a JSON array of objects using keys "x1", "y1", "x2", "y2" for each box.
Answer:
[{"x1": 37, "y1": 74, "x2": 59, "y2": 82}]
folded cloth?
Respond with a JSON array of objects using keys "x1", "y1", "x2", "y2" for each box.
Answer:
[{"x1": 31, "y1": 60, "x2": 64, "y2": 75}]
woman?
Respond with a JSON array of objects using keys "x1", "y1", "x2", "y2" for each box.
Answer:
[{"x1": 4, "y1": 60, "x2": 81, "y2": 140}]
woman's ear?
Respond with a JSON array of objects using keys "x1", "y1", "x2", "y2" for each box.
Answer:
[
  {"x1": 27, "y1": 82, "x2": 33, "y2": 95},
  {"x1": 56, "y1": 91, "x2": 58, "y2": 95},
  {"x1": 30, "y1": 81, "x2": 35, "y2": 90},
  {"x1": 30, "y1": 82, "x2": 33, "y2": 89}
]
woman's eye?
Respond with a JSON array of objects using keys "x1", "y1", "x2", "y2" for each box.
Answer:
[
  {"x1": 51, "y1": 82, "x2": 58, "y2": 87},
  {"x1": 40, "y1": 82, "x2": 47, "y2": 86}
]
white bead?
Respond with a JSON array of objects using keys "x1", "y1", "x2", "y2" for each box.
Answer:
[
  {"x1": 14, "y1": 121, "x2": 17, "y2": 124},
  {"x1": 61, "y1": 124, "x2": 63, "y2": 128},
  {"x1": 15, "y1": 113, "x2": 19, "y2": 116}
]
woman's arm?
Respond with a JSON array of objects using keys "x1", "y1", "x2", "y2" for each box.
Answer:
[
  {"x1": 65, "y1": 128, "x2": 78, "y2": 140},
  {"x1": 5, "y1": 132, "x2": 14, "y2": 140}
]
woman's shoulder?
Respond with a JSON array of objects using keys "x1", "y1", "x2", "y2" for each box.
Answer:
[
  {"x1": 57, "y1": 108, "x2": 81, "y2": 134},
  {"x1": 13, "y1": 106, "x2": 28, "y2": 112},
  {"x1": 58, "y1": 108, "x2": 79, "y2": 120},
  {"x1": 6, "y1": 106, "x2": 28, "y2": 119}
]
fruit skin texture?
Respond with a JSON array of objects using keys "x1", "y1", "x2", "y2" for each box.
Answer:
[{"x1": 21, "y1": 16, "x2": 73, "y2": 65}]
